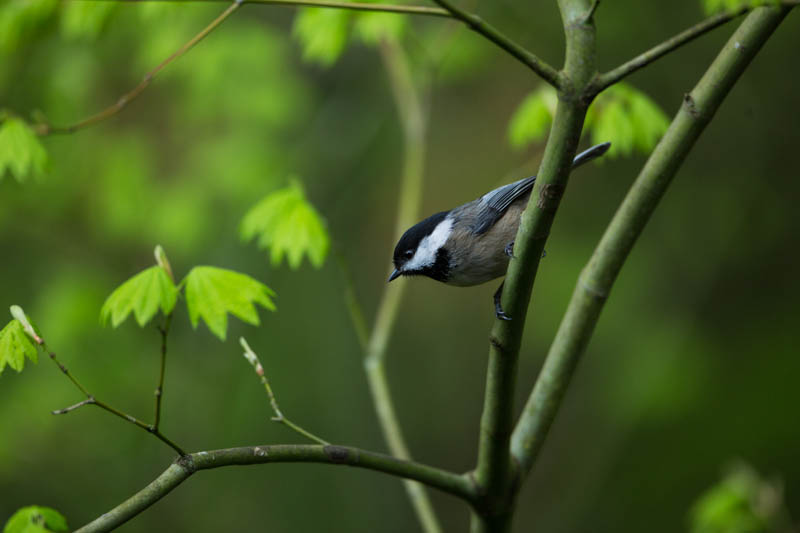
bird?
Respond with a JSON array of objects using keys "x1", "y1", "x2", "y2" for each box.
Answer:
[{"x1": 388, "y1": 142, "x2": 611, "y2": 320}]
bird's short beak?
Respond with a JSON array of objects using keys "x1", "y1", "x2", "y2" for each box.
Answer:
[{"x1": 387, "y1": 269, "x2": 401, "y2": 283}]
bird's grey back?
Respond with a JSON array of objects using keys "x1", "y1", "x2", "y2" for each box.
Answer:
[{"x1": 464, "y1": 176, "x2": 536, "y2": 235}]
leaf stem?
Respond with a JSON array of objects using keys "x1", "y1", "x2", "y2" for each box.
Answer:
[
  {"x1": 593, "y1": 0, "x2": 799, "y2": 91},
  {"x1": 34, "y1": 1, "x2": 243, "y2": 136},
  {"x1": 153, "y1": 313, "x2": 173, "y2": 430},
  {"x1": 511, "y1": 4, "x2": 793, "y2": 479},
  {"x1": 239, "y1": 338, "x2": 330, "y2": 445}
]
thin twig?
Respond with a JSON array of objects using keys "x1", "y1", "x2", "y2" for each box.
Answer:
[
  {"x1": 593, "y1": 0, "x2": 800, "y2": 91},
  {"x1": 42, "y1": 341, "x2": 187, "y2": 456},
  {"x1": 431, "y1": 0, "x2": 562, "y2": 87},
  {"x1": 153, "y1": 313, "x2": 173, "y2": 430},
  {"x1": 91, "y1": 0, "x2": 450, "y2": 17},
  {"x1": 34, "y1": 0, "x2": 243, "y2": 136},
  {"x1": 239, "y1": 338, "x2": 329, "y2": 446}
]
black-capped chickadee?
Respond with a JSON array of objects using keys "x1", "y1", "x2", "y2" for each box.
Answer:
[{"x1": 388, "y1": 142, "x2": 610, "y2": 320}]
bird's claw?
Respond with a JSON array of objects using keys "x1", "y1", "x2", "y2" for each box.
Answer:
[
  {"x1": 505, "y1": 241, "x2": 515, "y2": 258},
  {"x1": 493, "y1": 282, "x2": 512, "y2": 321},
  {"x1": 495, "y1": 308, "x2": 512, "y2": 321}
]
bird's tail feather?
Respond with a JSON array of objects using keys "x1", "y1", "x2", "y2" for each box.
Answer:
[{"x1": 571, "y1": 142, "x2": 611, "y2": 169}]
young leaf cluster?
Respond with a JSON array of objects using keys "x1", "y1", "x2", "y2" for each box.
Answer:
[
  {"x1": 293, "y1": 3, "x2": 407, "y2": 66},
  {"x1": 100, "y1": 247, "x2": 276, "y2": 342},
  {"x1": 3, "y1": 506, "x2": 68, "y2": 533},
  {"x1": 240, "y1": 181, "x2": 330, "y2": 269},
  {"x1": 0, "y1": 317, "x2": 38, "y2": 375},
  {"x1": 507, "y1": 83, "x2": 669, "y2": 158},
  {"x1": 0, "y1": 116, "x2": 48, "y2": 182}
]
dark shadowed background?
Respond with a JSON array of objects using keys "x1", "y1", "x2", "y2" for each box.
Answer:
[{"x1": 1, "y1": 1, "x2": 799, "y2": 531}]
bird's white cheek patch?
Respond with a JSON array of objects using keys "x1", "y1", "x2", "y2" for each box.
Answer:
[{"x1": 405, "y1": 217, "x2": 454, "y2": 271}]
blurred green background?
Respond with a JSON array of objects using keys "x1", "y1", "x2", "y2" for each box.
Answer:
[{"x1": 1, "y1": 1, "x2": 799, "y2": 531}]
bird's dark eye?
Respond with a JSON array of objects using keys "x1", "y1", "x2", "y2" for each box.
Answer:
[{"x1": 404, "y1": 250, "x2": 413, "y2": 259}]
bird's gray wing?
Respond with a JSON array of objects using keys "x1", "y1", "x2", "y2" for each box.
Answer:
[{"x1": 470, "y1": 176, "x2": 536, "y2": 234}]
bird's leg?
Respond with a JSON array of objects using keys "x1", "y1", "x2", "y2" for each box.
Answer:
[{"x1": 494, "y1": 281, "x2": 511, "y2": 321}]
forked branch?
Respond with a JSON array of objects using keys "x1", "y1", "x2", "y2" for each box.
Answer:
[{"x1": 512, "y1": 4, "x2": 794, "y2": 479}]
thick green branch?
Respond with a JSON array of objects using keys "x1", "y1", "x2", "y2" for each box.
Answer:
[
  {"x1": 511, "y1": 4, "x2": 793, "y2": 479},
  {"x1": 471, "y1": 2, "x2": 595, "y2": 530},
  {"x1": 594, "y1": 0, "x2": 799, "y2": 91},
  {"x1": 73, "y1": 445, "x2": 475, "y2": 533},
  {"x1": 431, "y1": 0, "x2": 562, "y2": 87}
]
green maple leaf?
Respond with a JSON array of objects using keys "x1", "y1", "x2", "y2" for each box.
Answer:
[
  {"x1": 240, "y1": 180, "x2": 330, "y2": 269},
  {"x1": 100, "y1": 266, "x2": 178, "y2": 328},
  {"x1": 184, "y1": 266, "x2": 276, "y2": 341},
  {"x1": 0, "y1": 116, "x2": 48, "y2": 182},
  {"x1": 507, "y1": 86, "x2": 558, "y2": 149},
  {"x1": 0, "y1": 319, "x2": 38, "y2": 375},
  {"x1": 293, "y1": 7, "x2": 351, "y2": 66}
]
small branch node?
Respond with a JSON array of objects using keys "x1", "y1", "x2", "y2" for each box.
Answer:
[
  {"x1": 324, "y1": 445, "x2": 354, "y2": 464},
  {"x1": 577, "y1": 276, "x2": 609, "y2": 300},
  {"x1": 683, "y1": 92, "x2": 701, "y2": 119},
  {"x1": 488, "y1": 336, "x2": 506, "y2": 353},
  {"x1": 176, "y1": 454, "x2": 197, "y2": 473}
]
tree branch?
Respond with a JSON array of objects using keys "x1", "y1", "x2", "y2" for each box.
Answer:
[
  {"x1": 33, "y1": 0, "x2": 242, "y2": 136},
  {"x1": 42, "y1": 341, "x2": 187, "y2": 456},
  {"x1": 73, "y1": 445, "x2": 476, "y2": 533},
  {"x1": 593, "y1": 0, "x2": 799, "y2": 91},
  {"x1": 356, "y1": 36, "x2": 443, "y2": 533},
  {"x1": 431, "y1": 0, "x2": 562, "y2": 87},
  {"x1": 470, "y1": 1, "x2": 595, "y2": 530},
  {"x1": 103, "y1": 0, "x2": 451, "y2": 17},
  {"x1": 511, "y1": 4, "x2": 793, "y2": 480}
]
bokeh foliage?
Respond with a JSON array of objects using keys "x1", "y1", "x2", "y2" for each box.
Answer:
[{"x1": 1, "y1": 1, "x2": 799, "y2": 532}]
